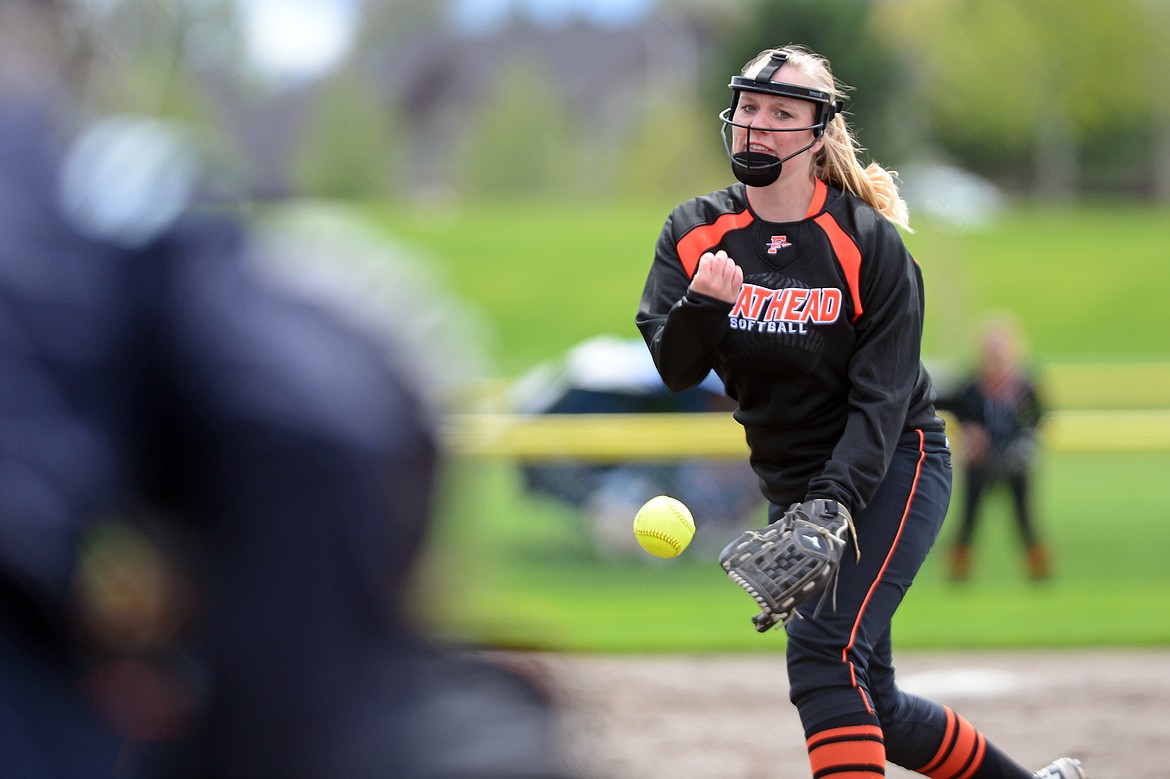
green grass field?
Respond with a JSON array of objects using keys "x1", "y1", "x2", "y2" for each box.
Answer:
[
  {"x1": 415, "y1": 450, "x2": 1170, "y2": 653},
  {"x1": 368, "y1": 198, "x2": 1170, "y2": 374},
  {"x1": 359, "y1": 198, "x2": 1170, "y2": 652}
]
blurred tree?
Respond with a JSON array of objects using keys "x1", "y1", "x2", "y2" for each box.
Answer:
[
  {"x1": 875, "y1": 0, "x2": 1153, "y2": 198},
  {"x1": 612, "y1": 95, "x2": 729, "y2": 201},
  {"x1": 47, "y1": 0, "x2": 1168, "y2": 203},
  {"x1": 292, "y1": 71, "x2": 403, "y2": 199},
  {"x1": 53, "y1": 0, "x2": 295, "y2": 191},
  {"x1": 713, "y1": 0, "x2": 904, "y2": 167},
  {"x1": 60, "y1": 0, "x2": 231, "y2": 125},
  {"x1": 1141, "y1": 0, "x2": 1170, "y2": 202},
  {"x1": 456, "y1": 57, "x2": 586, "y2": 198},
  {"x1": 353, "y1": 0, "x2": 448, "y2": 51}
]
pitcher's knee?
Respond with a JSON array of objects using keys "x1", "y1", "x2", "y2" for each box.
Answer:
[
  {"x1": 873, "y1": 690, "x2": 951, "y2": 769},
  {"x1": 786, "y1": 640, "x2": 863, "y2": 710}
]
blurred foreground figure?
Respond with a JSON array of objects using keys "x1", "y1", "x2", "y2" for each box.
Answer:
[{"x1": 0, "y1": 7, "x2": 571, "y2": 777}]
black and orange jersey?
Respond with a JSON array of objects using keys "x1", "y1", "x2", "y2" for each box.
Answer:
[{"x1": 636, "y1": 179, "x2": 943, "y2": 513}]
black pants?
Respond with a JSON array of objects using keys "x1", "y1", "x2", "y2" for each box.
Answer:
[
  {"x1": 782, "y1": 429, "x2": 1034, "y2": 777},
  {"x1": 785, "y1": 429, "x2": 950, "y2": 739},
  {"x1": 957, "y1": 466, "x2": 1038, "y2": 549}
]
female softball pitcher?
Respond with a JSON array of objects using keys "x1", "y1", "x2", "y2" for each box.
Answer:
[{"x1": 636, "y1": 44, "x2": 1085, "y2": 779}]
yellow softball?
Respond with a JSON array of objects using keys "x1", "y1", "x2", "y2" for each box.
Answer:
[{"x1": 632, "y1": 495, "x2": 696, "y2": 558}]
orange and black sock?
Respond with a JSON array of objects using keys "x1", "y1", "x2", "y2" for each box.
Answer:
[
  {"x1": 806, "y1": 723, "x2": 886, "y2": 778},
  {"x1": 916, "y1": 706, "x2": 1031, "y2": 779}
]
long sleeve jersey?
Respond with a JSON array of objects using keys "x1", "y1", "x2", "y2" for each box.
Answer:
[{"x1": 636, "y1": 180, "x2": 944, "y2": 514}]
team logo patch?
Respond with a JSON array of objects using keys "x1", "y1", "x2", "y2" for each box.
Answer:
[{"x1": 766, "y1": 235, "x2": 792, "y2": 255}]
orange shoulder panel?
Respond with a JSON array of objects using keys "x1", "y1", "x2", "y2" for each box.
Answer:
[
  {"x1": 676, "y1": 209, "x2": 753, "y2": 278},
  {"x1": 813, "y1": 212, "x2": 863, "y2": 321}
]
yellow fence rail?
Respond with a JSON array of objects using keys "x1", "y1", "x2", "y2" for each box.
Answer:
[
  {"x1": 442, "y1": 409, "x2": 1170, "y2": 461},
  {"x1": 442, "y1": 361, "x2": 1170, "y2": 459},
  {"x1": 1039, "y1": 362, "x2": 1170, "y2": 409}
]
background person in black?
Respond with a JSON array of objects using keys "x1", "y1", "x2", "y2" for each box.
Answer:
[
  {"x1": 636, "y1": 44, "x2": 1083, "y2": 779},
  {"x1": 941, "y1": 313, "x2": 1048, "y2": 582}
]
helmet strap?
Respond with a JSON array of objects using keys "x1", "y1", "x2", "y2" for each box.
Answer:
[{"x1": 752, "y1": 51, "x2": 789, "y2": 84}]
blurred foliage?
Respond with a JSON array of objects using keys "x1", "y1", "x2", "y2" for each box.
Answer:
[
  {"x1": 712, "y1": 0, "x2": 905, "y2": 165},
  {"x1": 614, "y1": 95, "x2": 731, "y2": 201},
  {"x1": 292, "y1": 71, "x2": 403, "y2": 198},
  {"x1": 456, "y1": 58, "x2": 585, "y2": 198},
  {"x1": 873, "y1": 0, "x2": 1166, "y2": 196},
  {"x1": 38, "y1": 0, "x2": 1170, "y2": 202},
  {"x1": 717, "y1": 0, "x2": 1168, "y2": 199}
]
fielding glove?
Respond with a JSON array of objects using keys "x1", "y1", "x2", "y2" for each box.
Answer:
[{"x1": 718, "y1": 499, "x2": 858, "y2": 632}]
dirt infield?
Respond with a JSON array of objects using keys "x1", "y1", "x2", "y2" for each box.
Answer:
[{"x1": 535, "y1": 649, "x2": 1169, "y2": 779}]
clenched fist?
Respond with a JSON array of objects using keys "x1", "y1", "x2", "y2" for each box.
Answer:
[{"x1": 690, "y1": 250, "x2": 743, "y2": 303}]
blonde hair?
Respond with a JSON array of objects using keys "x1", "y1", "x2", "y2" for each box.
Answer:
[{"x1": 742, "y1": 46, "x2": 911, "y2": 231}]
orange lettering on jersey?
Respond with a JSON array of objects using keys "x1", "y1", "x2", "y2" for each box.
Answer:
[
  {"x1": 816, "y1": 288, "x2": 842, "y2": 322},
  {"x1": 761, "y1": 289, "x2": 786, "y2": 321},
  {"x1": 752, "y1": 288, "x2": 777, "y2": 319},
  {"x1": 731, "y1": 285, "x2": 775, "y2": 319},
  {"x1": 778, "y1": 288, "x2": 809, "y2": 321},
  {"x1": 734, "y1": 283, "x2": 843, "y2": 325}
]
